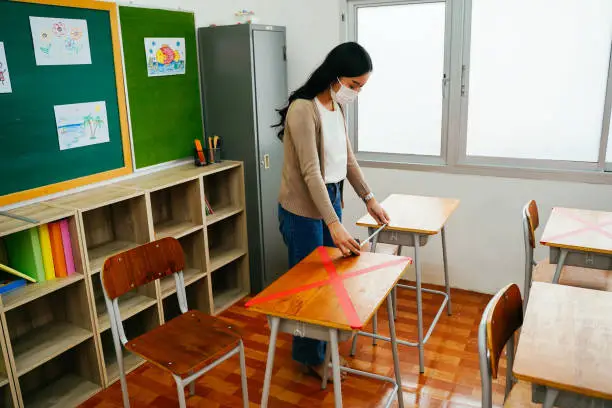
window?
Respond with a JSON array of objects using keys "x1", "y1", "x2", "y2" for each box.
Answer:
[
  {"x1": 346, "y1": 0, "x2": 612, "y2": 181},
  {"x1": 355, "y1": 2, "x2": 447, "y2": 158},
  {"x1": 464, "y1": 0, "x2": 612, "y2": 165}
]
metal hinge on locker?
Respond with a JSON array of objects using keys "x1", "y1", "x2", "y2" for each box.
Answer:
[{"x1": 261, "y1": 154, "x2": 270, "y2": 169}]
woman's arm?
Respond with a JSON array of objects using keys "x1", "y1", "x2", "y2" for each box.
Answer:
[{"x1": 286, "y1": 100, "x2": 339, "y2": 225}]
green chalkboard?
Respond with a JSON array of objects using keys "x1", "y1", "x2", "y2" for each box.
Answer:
[
  {"x1": 119, "y1": 6, "x2": 204, "y2": 169},
  {"x1": 0, "y1": 1, "x2": 131, "y2": 206}
]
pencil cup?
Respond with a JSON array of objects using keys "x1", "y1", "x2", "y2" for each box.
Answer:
[
  {"x1": 194, "y1": 148, "x2": 206, "y2": 167},
  {"x1": 208, "y1": 148, "x2": 222, "y2": 164}
]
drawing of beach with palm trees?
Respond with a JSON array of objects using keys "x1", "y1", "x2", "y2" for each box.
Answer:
[{"x1": 54, "y1": 101, "x2": 110, "y2": 151}]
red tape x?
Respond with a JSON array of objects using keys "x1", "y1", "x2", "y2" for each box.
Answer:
[
  {"x1": 545, "y1": 208, "x2": 612, "y2": 242},
  {"x1": 245, "y1": 247, "x2": 412, "y2": 329}
]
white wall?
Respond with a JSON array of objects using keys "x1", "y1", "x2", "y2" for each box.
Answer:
[{"x1": 116, "y1": 0, "x2": 612, "y2": 294}]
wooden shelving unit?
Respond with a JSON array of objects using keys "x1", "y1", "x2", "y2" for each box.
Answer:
[{"x1": 0, "y1": 161, "x2": 248, "y2": 405}]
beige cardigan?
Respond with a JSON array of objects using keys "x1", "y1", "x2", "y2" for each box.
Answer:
[{"x1": 278, "y1": 98, "x2": 371, "y2": 225}]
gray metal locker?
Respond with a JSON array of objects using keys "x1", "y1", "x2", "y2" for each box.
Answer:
[{"x1": 198, "y1": 24, "x2": 288, "y2": 293}]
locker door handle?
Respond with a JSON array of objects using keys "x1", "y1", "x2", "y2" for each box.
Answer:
[{"x1": 264, "y1": 154, "x2": 270, "y2": 169}]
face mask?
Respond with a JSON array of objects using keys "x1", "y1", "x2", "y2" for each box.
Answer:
[{"x1": 332, "y1": 78, "x2": 358, "y2": 105}]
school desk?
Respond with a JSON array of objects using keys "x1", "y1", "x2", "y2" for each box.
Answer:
[
  {"x1": 513, "y1": 282, "x2": 612, "y2": 408},
  {"x1": 246, "y1": 247, "x2": 413, "y2": 408},
  {"x1": 540, "y1": 207, "x2": 612, "y2": 283},
  {"x1": 351, "y1": 194, "x2": 460, "y2": 373}
]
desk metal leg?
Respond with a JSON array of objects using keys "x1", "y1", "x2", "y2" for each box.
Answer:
[
  {"x1": 552, "y1": 249, "x2": 568, "y2": 284},
  {"x1": 387, "y1": 292, "x2": 405, "y2": 408},
  {"x1": 329, "y1": 329, "x2": 343, "y2": 408},
  {"x1": 441, "y1": 226, "x2": 452, "y2": 315},
  {"x1": 414, "y1": 233, "x2": 425, "y2": 373},
  {"x1": 543, "y1": 388, "x2": 559, "y2": 408},
  {"x1": 392, "y1": 287, "x2": 398, "y2": 320},
  {"x1": 322, "y1": 344, "x2": 331, "y2": 390},
  {"x1": 261, "y1": 317, "x2": 280, "y2": 408}
]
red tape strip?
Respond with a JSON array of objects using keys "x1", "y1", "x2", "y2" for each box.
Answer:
[{"x1": 317, "y1": 247, "x2": 362, "y2": 329}]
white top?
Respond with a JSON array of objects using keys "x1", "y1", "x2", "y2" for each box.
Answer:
[{"x1": 315, "y1": 97, "x2": 347, "y2": 184}]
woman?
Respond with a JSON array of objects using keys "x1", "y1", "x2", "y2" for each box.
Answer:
[{"x1": 274, "y1": 42, "x2": 390, "y2": 380}]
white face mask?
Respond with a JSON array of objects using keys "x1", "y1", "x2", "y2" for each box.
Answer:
[{"x1": 331, "y1": 78, "x2": 359, "y2": 105}]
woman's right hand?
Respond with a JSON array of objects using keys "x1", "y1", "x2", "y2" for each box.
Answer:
[{"x1": 328, "y1": 221, "x2": 361, "y2": 257}]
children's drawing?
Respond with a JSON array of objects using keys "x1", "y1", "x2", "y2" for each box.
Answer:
[
  {"x1": 0, "y1": 42, "x2": 12, "y2": 94},
  {"x1": 144, "y1": 38, "x2": 186, "y2": 77},
  {"x1": 30, "y1": 16, "x2": 92, "y2": 66},
  {"x1": 54, "y1": 101, "x2": 109, "y2": 151}
]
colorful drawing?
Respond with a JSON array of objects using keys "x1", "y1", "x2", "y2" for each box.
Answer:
[
  {"x1": 144, "y1": 37, "x2": 186, "y2": 77},
  {"x1": 30, "y1": 16, "x2": 91, "y2": 66},
  {"x1": 0, "y1": 42, "x2": 12, "y2": 94},
  {"x1": 54, "y1": 101, "x2": 110, "y2": 151}
]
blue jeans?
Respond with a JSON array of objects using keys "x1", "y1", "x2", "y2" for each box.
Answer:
[{"x1": 278, "y1": 183, "x2": 342, "y2": 366}]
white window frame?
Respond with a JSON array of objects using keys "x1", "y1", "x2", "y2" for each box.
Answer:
[
  {"x1": 342, "y1": 0, "x2": 612, "y2": 184},
  {"x1": 345, "y1": 0, "x2": 453, "y2": 166}
]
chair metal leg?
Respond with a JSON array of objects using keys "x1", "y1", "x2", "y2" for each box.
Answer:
[
  {"x1": 387, "y1": 292, "x2": 405, "y2": 408},
  {"x1": 239, "y1": 340, "x2": 249, "y2": 408},
  {"x1": 553, "y1": 249, "x2": 568, "y2": 284},
  {"x1": 261, "y1": 317, "x2": 280, "y2": 408},
  {"x1": 329, "y1": 328, "x2": 343, "y2": 408},
  {"x1": 322, "y1": 343, "x2": 331, "y2": 390},
  {"x1": 108, "y1": 310, "x2": 130, "y2": 408},
  {"x1": 543, "y1": 388, "x2": 559, "y2": 408},
  {"x1": 441, "y1": 226, "x2": 452, "y2": 315},
  {"x1": 414, "y1": 233, "x2": 425, "y2": 373},
  {"x1": 173, "y1": 374, "x2": 187, "y2": 408}
]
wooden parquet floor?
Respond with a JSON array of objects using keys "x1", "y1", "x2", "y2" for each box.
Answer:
[{"x1": 80, "y1": 284, "x2": 508, "y2": 408}]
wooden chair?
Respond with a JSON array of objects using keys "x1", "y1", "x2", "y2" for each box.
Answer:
[
  {"x1": 522, "y1": 200, "x2": 612, "y2": 309},
  {"x1": 101, "y1": 238, "x2": 249, "y2": 408},
  {"x1": 478, "y1": 283, "x2": 537, "y2": 408}
]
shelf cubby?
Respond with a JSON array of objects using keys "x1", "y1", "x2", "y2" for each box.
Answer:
[
  {"x1": 0, "y1": 209, "x2": 86, "y2": 310},
  {"x1": 212, "y1": 255, "x2": 248, "y2": 315},
  {"x1": 203, "y1": 166, "x2": 245, "y2": 226},
  {"x1": 100, "y1": 304, "x2": 159, "y2": 386},
  {"x1": 79, "y1": 193, "x2": 150, "y2": 274},
  {"x1": 207, "y1": 213, "x2": 247, "y2": 272},
  {"x1": 4, "y1": 280, "x2": 93, "y2": 378},
  {"x1": 160, "y1": 229, "x2": 207, "y2": 298},
  {"x1": 149, "y1": 179, "x2": 204, "y2": 240},
  {"x1": 162, "y1": 276, "x2": 211, "y2": 322},
  {"x1": 18, "y1": 339, "x2": 101, "y2": 408}
]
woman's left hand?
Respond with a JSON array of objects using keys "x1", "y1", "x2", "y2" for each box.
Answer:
[{"x1": 366, "y1": 198, "x2": 390, "y2": 225}]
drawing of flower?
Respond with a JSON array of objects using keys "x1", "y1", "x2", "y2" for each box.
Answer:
[
  {"x1": 52, "y1": 22, "x2": 67, "y2": 37},
  {"x1": 70, "y1": 27, "x2": 83, "y2": 40},
  {"x1": 40, "y1": 32, "x2": 49, "y2": 40}
]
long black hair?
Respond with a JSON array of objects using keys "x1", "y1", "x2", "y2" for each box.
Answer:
[{"x1": 273, "y1": 42, "x2": 373, "y2": 140}]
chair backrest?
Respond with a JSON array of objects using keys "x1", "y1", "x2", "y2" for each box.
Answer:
[
  {"x1": 101, "y1": 237, "x2": 185, "y2": 300},
  {"x1": 522, "y1": 200, "x2": 540, "y2": 309},
  {"x1": 523, "y1": 200, "x2": 539, "y2": 249},
  {"x1": 101, "y1": 238, "x2": 188, "y2": 346},
  {"x1": 478, "y1": 283, "x2": 524, "y2": 408}
]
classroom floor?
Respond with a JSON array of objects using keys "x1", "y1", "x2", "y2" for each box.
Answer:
[{"x1": 80, "y1": 284, "x2": 507, "y2": 408}]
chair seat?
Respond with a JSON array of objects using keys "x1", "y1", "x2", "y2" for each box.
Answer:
[
  {"x1": 533, "y1": 259, "x2": 612, "y2": 291},
  {"x1": 504, "y1": 381, "x2": 539, "y2": 408},
  {"x1": 125, "y1": 310, "x2": 241, "y2": 377}
]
